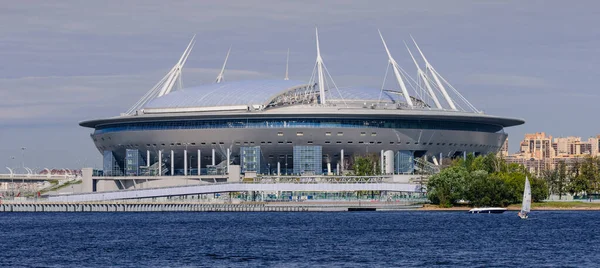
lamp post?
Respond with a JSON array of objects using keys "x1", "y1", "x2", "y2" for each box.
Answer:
[{"x1": 21, "y1": 147, "x2": 26, "y2": 169}]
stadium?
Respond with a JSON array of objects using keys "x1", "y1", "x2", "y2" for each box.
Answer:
[{"x1": 81, "y1": 31, "x2": 524, "y2": 178}]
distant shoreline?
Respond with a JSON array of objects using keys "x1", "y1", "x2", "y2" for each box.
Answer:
[{"x1": 419, "y1": 202, "x2": 600, "y2": 211}]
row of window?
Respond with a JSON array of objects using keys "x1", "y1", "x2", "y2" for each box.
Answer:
[
  {"x1": 94, "y1": 118, "x2": 504, "y2": 134},
  {"x1": 95, "y1": 141, "x2": 500, "y2": 151}
]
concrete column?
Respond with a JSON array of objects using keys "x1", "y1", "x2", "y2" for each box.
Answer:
[
  {"x1": 336, "y1": 163, "x2": 340, "y2": 175},
  {"x1": 380, "y1": 150, "x2": 384, "y2": 174},
  {"x1": 327, "y1": 162, "x2": 331, "y2": 175},
  {"x1": 340, "y1": 149, "x2": 344, "y2": 174},
  {"x1": 226, "y1": 148, "x2": 230, "y2": 173},
  {"x1": 146, "y1": 150, "x2": 150, "y2": 167},
  {"x1": 212, "y1": 149, "x2": 216, "y2": 166},
  {"x1": 158, "y1": 150, "x2": 162, "y2": 176},
  {"x1": 463, "y1": 151, "x2": 467, "y2": 161},
  {"x1": 440, "y1": 152, "x2": 443, "y2": 166},
  {"x1": 197, "y1": 149, "x2": 201, "y2": 175},
  {"x1": 277, "y1": 162, "x2": 281, "y2": 176},
  {"x1": 81, "y1": 167, "x2": 93, "y2": 192},
  {"x1": 171, "y1": 150, "x2": 174, "y2": 176},
  {"x1": 184, "y1": 149, "x2": 188, "y2": 176}
]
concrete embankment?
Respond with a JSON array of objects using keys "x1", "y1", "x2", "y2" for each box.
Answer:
[{"x1": 0, "y1": 202, "x2": 423, "y2": 212}]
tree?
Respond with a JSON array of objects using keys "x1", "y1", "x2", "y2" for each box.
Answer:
[
  {"x1": 352, "y1": 154, "x2": 380, "y2": 176},
  {"x1": 427, "y1": 166, "x2": 468, "y2": 207},
  {"x1": 556, "y1": 161, "x2": 569, "y2": 200}
]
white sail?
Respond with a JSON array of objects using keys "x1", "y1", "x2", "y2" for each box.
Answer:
[{"x1": 521, "y1": 176, "x2": 532, "y2": 213}]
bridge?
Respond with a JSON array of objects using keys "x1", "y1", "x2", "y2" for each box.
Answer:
[
  {"x1": 48, "y1": 178, "x2": 421, "y2": 202},
  {"x1": 1, "y1": 167, "x2": 76, "y2": 182}
]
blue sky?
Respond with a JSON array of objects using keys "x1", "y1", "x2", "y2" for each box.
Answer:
[{"x1": 1, "y1": 1, "x2": 599, "y2": 170}]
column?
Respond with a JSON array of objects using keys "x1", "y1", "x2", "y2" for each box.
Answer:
[
  {"x1": 212, "y1": 149, "x2": 216, "y2": 166},
  {"x1": 336, "y1": 163, "x2": 340, "y2": 175},
  {"x1": 158, "y1": 150, "x2": 162, "y2": 176},
  {"x1": 327, "y1": 162, "x2": 331, "y2": 175},
  {"x1": 226, "y1": 148, "x2": 230, "y2": 173},
  {"x1": 340, "y1": 149, "x2": 344, "y2": 174},
  {"x1": 380, "y1": 150, "x2": 384, "y2": 174},
  {"x1": 171, "y1": 150, "x2": 174, "y2": 176},
  {"x1": 184, "y1": 149, "x2": 188, "y2": 176},
  {"x1": 439, "y1": 152, "x2": 443, "y2": 166},
  {"x1": 463, "y1": 151, "x2": 467, "y2": 161},
  {"x1": 146, "y1": 150, "x2": 150, "y2": 167},
  {"x1": 277, "y1": 162, "x2": 281, "y2": 176},
  {"x1": 197, "y1": 149, "x2": 201, "y2": 175}
]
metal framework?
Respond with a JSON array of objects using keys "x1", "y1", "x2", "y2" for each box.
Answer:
[
  {"x1": 215, "y1": 46, "x2": 231, "y2": 84},
  {"x1": 126, "y1": 36, "x2": 196, "y2": 115},
  {"x1": 123, "y1": 30, "x2": 481, "y2": 116}
]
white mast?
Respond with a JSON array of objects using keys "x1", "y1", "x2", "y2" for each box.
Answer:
[
  {"x1": 378, "y1": 30, "x2": 413, "y2": 107},
  {"x1": 405, "y1": 42, "x2": 442, "y2": 109},
  {"x1": 315, "y1": 28, "x2": 326, "y2": 104},
  {"x1": 157, "y1": 35, "x2": 196, "y2": 97},
  {"x1": 411, "y1": 36, "x2": 457, "y2": 110},
  {"x1": 284, "y1": 48, "x2": 290, "y2": 80},
  {"x1": 215, "y1": 45, "x2": 231, "y2": 84}
]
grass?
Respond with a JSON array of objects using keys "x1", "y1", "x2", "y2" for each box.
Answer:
[
  {"x1": 533, "y1": 201, "x2": 600, "y2": 208},
  {"x1": 39, "y1": 179, "x2": 82, "y2": 194}
]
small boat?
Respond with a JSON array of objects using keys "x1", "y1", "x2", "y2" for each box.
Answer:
[
  {"x1": 468, "y1": 207, "x2": 507, "y2": 214},
  {"x1": 519, "y1": 176, "x2": 532, "y2": 219}
]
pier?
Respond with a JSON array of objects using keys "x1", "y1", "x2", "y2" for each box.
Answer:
[{"x1": 0, "y1": 201, "x2": 422, "y2": 212}]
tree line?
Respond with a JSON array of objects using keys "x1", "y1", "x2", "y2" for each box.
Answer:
[
  {"x1": 427, "y1": 153, "x2": 548, "y2": 207},
  {"x1": 543, "y1": 156, "x2": 600, "y2": 200}
]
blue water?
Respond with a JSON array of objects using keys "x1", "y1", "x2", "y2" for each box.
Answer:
[{"x1": 1, "y1": 211, "x2": 599, "y2": 267}]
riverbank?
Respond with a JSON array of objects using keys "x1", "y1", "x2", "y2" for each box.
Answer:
[{"x1": 420, "y1": 202, "x2": 600, "y2": 211}]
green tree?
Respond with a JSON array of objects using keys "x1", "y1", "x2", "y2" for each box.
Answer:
[
  {"x1": 352, "y1": 154, "x2": 380, "y2": 176},
  {"x1": 427, "y1": 166, "x2": 468, "y2": 207}
]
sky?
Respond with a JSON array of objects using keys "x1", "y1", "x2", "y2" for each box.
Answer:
[{"x1": 1, "y1": 0, "x2": 599, "y2": 170}]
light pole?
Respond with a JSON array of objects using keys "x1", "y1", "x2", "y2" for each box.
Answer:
[{"x1": 21, "y1": 147, "x2": 26, "y2": 169}]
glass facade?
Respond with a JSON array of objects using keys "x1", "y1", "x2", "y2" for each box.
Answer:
[
  {"x1": 103, "y1": 150, "x2": 122, "y2": 176},
  {"x1": 293, "y1": 145, "x2": 322, "y2": 175},
  {"x1": 125, "y1": 149, "x2": 146, "y2": 176},
  {"x1": 240, "y1": 146, "x2": 262, "y2": 173},
  {"x1": 94, "y1": 118, "x2": 503, "y2": 134},
  {"x1": 395, "y1": 150, "x2": 414, "y2": 174}
]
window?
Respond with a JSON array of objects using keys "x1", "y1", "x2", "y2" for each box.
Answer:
[
  {"x1": 336, "y1": 141, "x2": 342, "y2": 144},
  {"x1": 308, "y1": 141, "x2": 314, "y2": 144},
  {"x1": 297, "y1": 132, "x2": 304, "y2": 136},
  {"x1": 277, "y1": 132, "x2": 284, "y2": 136},
  {"x1": 348, "y1": 141, "x2": 354, "y2": 144},
  {"x1": 325, "y1": 141, "x2": 331, "y2": 144},
  {"x1": 337, "y1": 132, "x2": 343, "y2": 136},
  {"x1": 287, "y1": 141, "x2": 293, "y2": 144},
  {"x1": 371, "y1": 132, "x2": 377, "y2": 136},
  {"x1": 359, "y1": 141, "x2": 364, "y2": 144},
  {"x1": 360, "y1": 132, "x2": 366, "y2": 136},
  {"x1": 325, "y1": 132, "x2": 331, "y2": 136},
  {"x1": 278, "y1": 141, "x2": 284, "y2": 144}
]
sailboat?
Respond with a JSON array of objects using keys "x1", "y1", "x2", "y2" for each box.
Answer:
[{"x1": 519, "y1": 176, "x2": 532, "y2": 219}]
